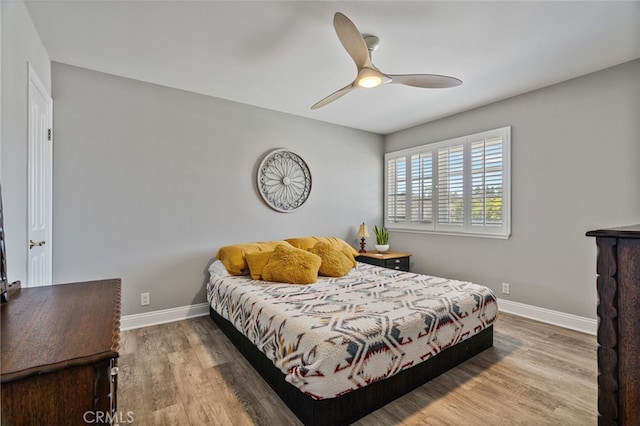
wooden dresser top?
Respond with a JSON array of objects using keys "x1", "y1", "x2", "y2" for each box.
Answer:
[
  {"x1": 586, "y1": 224, "x2": 640, "y2": 238},
  {"x1": 1, "y1": 279, "x2": 121, "y2": 383},
  {"x1": 356, "y1": 251, "x2": 411, "y2": 260}
]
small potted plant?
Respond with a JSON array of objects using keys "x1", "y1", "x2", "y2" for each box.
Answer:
[{"x1": 373, "y1": 225, "x2": 389, "y2": 253}]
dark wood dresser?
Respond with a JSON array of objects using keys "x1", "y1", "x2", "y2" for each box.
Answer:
[
  {"x1": 586, "y1": 225, "x2": 640, "y2": 425},
  {"x1": 356, "y1": 251, "x2": 411, "y2": 272},
  {"x1": 1, "y1": 279, "x2": 121, "y2": 425}
]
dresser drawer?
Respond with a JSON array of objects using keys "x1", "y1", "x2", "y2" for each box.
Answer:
[{"x1": 384, "y1": 257, "x2": 410, "y2": 271}]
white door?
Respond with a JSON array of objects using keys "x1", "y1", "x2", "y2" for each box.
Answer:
[{"x1": 27, "y1": 64, "x2": 53, "y2": 287}]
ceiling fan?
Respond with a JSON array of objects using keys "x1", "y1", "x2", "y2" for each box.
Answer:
[{"x1": 311, "y1": 12, "x2": 462, "y2": 110}]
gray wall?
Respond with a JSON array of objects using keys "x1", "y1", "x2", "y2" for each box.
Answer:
[
  {"x1": 0, "y1": 1, "x2": 51, "y2": 285},
  {"x1": 385, "y1": 59, "x2": 640, "y2": 319},
  {"x1": 51, "y1": 62, "x2": 383, "y2": 316}
]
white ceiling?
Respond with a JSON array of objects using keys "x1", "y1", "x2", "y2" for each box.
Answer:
[{"x1": 24, "y1": 1, "x2": 640, "y2": 134}]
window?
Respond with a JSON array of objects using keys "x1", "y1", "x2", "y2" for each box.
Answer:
[{"x1": 385, "y1": 127, "x2": 511, "y2": 238}]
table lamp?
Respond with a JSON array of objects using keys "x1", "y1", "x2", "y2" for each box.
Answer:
[{"x1": 357, "y1": 223, "x2": 370, "y2": 253}]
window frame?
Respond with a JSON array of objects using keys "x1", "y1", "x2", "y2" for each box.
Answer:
[{"x1": 384, "y1": 126, "x2": 511, "y2": 239}]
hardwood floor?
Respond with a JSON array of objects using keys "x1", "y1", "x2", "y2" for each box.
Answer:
[{"x1": 118, "y1": 313, "x2": 596, "y2": 425}]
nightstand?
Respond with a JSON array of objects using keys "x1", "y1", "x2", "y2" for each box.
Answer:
[{"x1": 356, "y1": 251, "x2": 411, "y2": 272}]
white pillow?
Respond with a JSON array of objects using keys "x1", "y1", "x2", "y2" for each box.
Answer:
[{"x1": 208, "y1": 259, "x2": 230, "y2": 280}]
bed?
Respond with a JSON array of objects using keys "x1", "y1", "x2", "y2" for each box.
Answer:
[{"x1": 206, "y1": 240, "x2": 497, "y2": 425}]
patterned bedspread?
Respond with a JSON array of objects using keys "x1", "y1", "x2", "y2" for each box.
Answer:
[{"x1": 207, "y1": 261, "x2": 497, "y2": 400}]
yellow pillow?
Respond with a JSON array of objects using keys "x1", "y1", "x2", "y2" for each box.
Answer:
[
  {"x1": 285, "y1": 236, "x2": 359, "y2": 258},
  {"x1": 262, "y1": 244, "x2": 321, "y2": 284},
  {"x1": 308, "y1": 242, "x2": 354, "y2": 277},
  {"x1": 339, "y1": 246, "x2": 357, "y2": 268},
  {"x1": 245, "y1": 251, "x2": 273, "y2": 280},
  {"x1": 216, "y1": 241, "x2": 292, "y2": 275}
]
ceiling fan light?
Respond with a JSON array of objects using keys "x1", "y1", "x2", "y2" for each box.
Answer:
[
  {"x1": 356, "y1": 68, "x2": 383, "y2": 89},
  {"x1": 357, "y1": 75, "x2": 382, "y2": 88}
]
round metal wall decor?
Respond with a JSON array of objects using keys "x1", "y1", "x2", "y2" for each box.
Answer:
[{"x1": 257, "y1": 149, "x2": 312, "y2": 212}]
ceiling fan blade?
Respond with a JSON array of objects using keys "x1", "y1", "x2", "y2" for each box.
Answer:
[
  {"x1": 387, "y1": 74, "x2": 463, "y2": 89},
  {"x1": 333, "y1": 12, "x2": 371, "y2": 70},
  {"x1": 311, "y1": 83, "x2": 355, "y2": 110}
]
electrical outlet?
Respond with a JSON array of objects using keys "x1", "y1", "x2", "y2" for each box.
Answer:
[
  {"x1": 501, "y1": 282, "x2": 510, "y2": 295},
  {"x1": 141, "y1": 292, "x2": 150, "y2": 306}
]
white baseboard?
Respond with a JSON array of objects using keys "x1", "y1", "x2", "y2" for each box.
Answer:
[
  {"x1": 121, "y1": 302, "x2": 210, "y2": 331},
  {"x1": 121, "y1": 299, "x2": 597, "y2": 336},
  {"x1": 498, "y1": 298, "x2": 596, "y2": 335}
]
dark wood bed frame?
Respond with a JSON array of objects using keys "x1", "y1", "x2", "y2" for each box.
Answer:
[{"x1": 210, "y1": 307, "x2": 493, "y2": 425}]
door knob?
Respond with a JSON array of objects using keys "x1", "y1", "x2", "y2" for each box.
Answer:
[{"x1": 29, "y1": 240, "x2": 46, "y2": 249}]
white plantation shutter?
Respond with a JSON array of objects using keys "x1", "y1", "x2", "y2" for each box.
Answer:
[
  {"x1": 471, "y1": 136, "x2": 504, "y2": 227},
  {"x1": 410, "y1": 152, "x2": 433, "y2": 224},
  {"x1": 384, "y1": 127, "x2": 510, "y2": 238},
  {"x1": 437, "y1": 143, "x2": 465, "y2": 227},
  {"x1": 386, "y1": 156, "x2": 406, "y2": 223}
]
